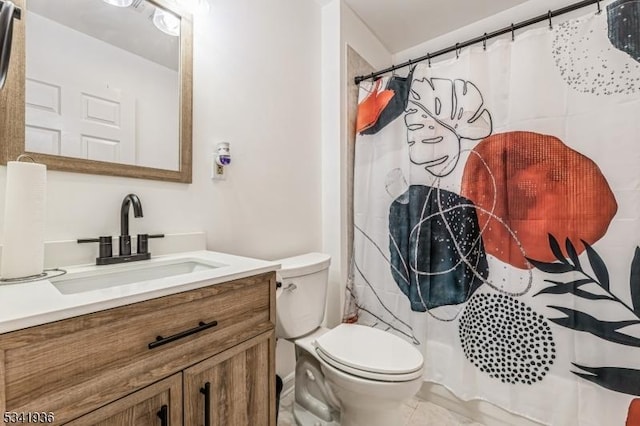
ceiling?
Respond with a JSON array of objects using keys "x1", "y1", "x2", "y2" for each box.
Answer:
[
  {"x1": 343, "y1": 0, "x2": 528, "y2": 53},
  {"x1": 28, "y1": 0, "x2": 180, "y2": 70}
]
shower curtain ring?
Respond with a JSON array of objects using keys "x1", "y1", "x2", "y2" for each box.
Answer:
[
  {"x1": 511, "y1": 23, "x2": 515, "y2": 41},
  {"x1": 427, "y1": 53, "x2": 431, "y2": 68},
  {"x1": 596, "y1": 0, "x2": 601, "y2": 14},
  {"x1": 483, "y1": 33, "x2": 487, "y2": 51},
  {"x1": 455, "y1": 43, "x2": 460, "y2": 59},
  {"x1": 369, "y1": 72, "x2": 375, "y2": 81},
  {"x1": 548, "y1": 10, "x2": 553, "y2": 30}
]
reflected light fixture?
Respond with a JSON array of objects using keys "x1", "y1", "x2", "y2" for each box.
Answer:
[
  {"x1": 192, "y1": 0, "x2": 211, "y2": 14},
  {"x1": 152, "y1": 8, "x2": 180, "y2": 36},
  {"x1": 102, "y1": 0, "x2": 134, "y2": 7},
  {"x1": 172, "y1": 0, "x2": 211, "y2": 14}
]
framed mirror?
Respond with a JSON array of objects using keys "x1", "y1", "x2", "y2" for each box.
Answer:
[{"x1": 0, "y1": 0, "x2": 192, "y2": 183}]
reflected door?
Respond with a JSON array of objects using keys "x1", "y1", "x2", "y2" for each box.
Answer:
[{"x1": 25, "y1": 66, "x2": 135, "y2": 164}]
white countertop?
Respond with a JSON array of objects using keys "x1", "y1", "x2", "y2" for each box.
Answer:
[{"x1": 0, "y1": 250, "x2": 280, "y2": 333}]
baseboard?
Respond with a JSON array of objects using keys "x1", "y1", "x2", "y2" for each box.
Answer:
[
  {"x1": 417, "y1": 382, "x2": 545, "y2": 426},
  {"x1": 280, "y1": 372, "x2": 295, "y2": 398}
]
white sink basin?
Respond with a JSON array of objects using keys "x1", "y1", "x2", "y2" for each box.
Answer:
[
  {"x1": 51, "y1": 259, "x2": 220, "y2": 294},
  {"x1": 0, "y1": 250, "x2": 279, "y2": 333}
]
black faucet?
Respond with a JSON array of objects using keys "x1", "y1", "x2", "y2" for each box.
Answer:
[
  {"x1": 77, "y1": 194, "x2": 164, "y2": 265},
  {"x1": 120, "y1": 193, "x2": 143, "y2": 256}
]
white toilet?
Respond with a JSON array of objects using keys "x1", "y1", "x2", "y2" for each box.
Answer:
[{"x1": 275, "y1": 253, "x2": 424, "y2": 426}]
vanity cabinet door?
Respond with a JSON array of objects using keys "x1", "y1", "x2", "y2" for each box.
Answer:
[
  {"x1": 64, "y1": 374, "x2": 182, "y2": 426},
  {"x1": 183, "y1": 331, "x2": 275, "y2": 426}
]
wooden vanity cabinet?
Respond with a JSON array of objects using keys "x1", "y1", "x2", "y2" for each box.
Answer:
[
  {"x1": 0, "y1": 272, "x2": 277, "y2": 426},
  {"x1": 64, "y1": 374, "x2": 183, "y2": 426},
  {"x1": 184, "y1": 332, "x2": 273, "y2": 426}
]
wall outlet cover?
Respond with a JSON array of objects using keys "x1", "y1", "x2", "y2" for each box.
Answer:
[{"x1": 212, "y1": 161, "x2": 226, "y2": 180}]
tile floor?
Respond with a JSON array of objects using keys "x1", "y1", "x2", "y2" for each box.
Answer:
[{"x1": 277, "y1": 389, "x2": 485, "y2": 426}]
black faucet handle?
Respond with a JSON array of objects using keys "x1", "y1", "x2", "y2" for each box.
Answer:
[
  {"x1": 78, "y1": 236, "x2": 113, "y2": 259},
  {"x1": 119, "y1": 235, "x2": 132, "y2": 256},
  {"x1": 136, "y1": 234, "x2": 164, "y2": 255}
]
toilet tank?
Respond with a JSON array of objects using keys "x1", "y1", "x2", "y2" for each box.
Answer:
[{"x1": 275, "y1": 253, "x2": 331, "y2": 339}]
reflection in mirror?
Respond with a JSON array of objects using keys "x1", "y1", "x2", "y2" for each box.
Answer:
[{"x1": 25, "y1": 0, "x2": 181, "y2": 171}]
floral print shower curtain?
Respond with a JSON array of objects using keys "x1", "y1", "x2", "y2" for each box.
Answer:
[{"x1": 347, "y1": 2, "x2": 640, "y2": 425}]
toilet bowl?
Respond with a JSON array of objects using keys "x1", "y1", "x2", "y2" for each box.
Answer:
[{"x1": 275, "y1": 253, "x2": 424, "y2": 426}]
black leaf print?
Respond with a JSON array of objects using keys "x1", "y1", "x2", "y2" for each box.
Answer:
[
  {"x1": 572, "y1": 364, "x2": 640, "y2": 396},
  {"x1": 549, "y1": 234, "x2": 568, "y2": 264},
  {"x1": 582, "y1": 240, "x2": 610, "y2": 291},
  {"x1": 630, "y1": 247, "x2": 640, "y2": 316},
  {"x1": 565, "y1": 238, "x2": 581, "y2": 271},
  {"x1": 547, "y1": 306, "x2": 640, "y2": 346},
  {"x1": 526, "y1": 257, "x2": 574, "y2": 274}
]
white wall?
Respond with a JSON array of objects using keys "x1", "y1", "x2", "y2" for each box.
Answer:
[
  {"x1": 321, "y1": 0, "x2": 392, "y2": 328},
  {"x1": 394, "y1": 0, "x2": 607, "y2": 63},
  {"x1": 192, "y1": 0, "x2": 322, "y2": 261},
  {"x1": 269, "y1": 0, "x2": 391, "y2": 387},
  {"x1": 195, "y1": 0, "x2": 323, "y2": 380},
  {"x1": 26, "y1": 11, "x2": 180, "y2": 170},
  {"x1": 1, "y1": 0, "x2": 323, "y2": 266}
]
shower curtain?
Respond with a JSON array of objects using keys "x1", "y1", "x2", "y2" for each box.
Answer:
[{"x1": 348, "y1": 3, "x2": 640, "y2": 425}]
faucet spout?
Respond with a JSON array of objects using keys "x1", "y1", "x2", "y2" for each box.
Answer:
[{"x1": 120, "y1": 194, "x2": 143, "y2": 237}]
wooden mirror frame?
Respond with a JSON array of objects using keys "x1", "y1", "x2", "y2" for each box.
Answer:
[{"x1": 0, "y1": 0, "x2": 193, "y2": 183}]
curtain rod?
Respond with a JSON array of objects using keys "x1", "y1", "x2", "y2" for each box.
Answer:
[{"x1": 354, "y1": 0, "x2": 603, "y2": 85}]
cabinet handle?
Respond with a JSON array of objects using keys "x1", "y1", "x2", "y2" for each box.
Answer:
[
  {"x1": 157, "y1": 404, "x2": 168, "y2": 426},
  {"x1": 148, "y1": 320, "x2": 218, "y2": 349},
  {"x1": 200, "y1": 382, "x2": 211, "y2": 426}
]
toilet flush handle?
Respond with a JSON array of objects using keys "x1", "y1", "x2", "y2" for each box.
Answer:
[
  {"x1": 275, "y1": 281, "x2": 297, "y2": 292},
  {"x1": 284, "y1": 283, "x2": 297, "y2": 292}
]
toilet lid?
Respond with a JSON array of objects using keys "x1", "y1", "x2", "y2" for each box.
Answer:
[{"x1": 314, "y1": 324, "x2": 423, "y2": 380}]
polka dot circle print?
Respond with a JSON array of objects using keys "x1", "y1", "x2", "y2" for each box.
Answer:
[{"x1": 459, "y1": 293, "x2": 556, "y2": 385}]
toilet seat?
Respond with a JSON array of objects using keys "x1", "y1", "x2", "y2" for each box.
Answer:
[{"x1": 314, "y1": 324, "x2": 423, "y2": 382}]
